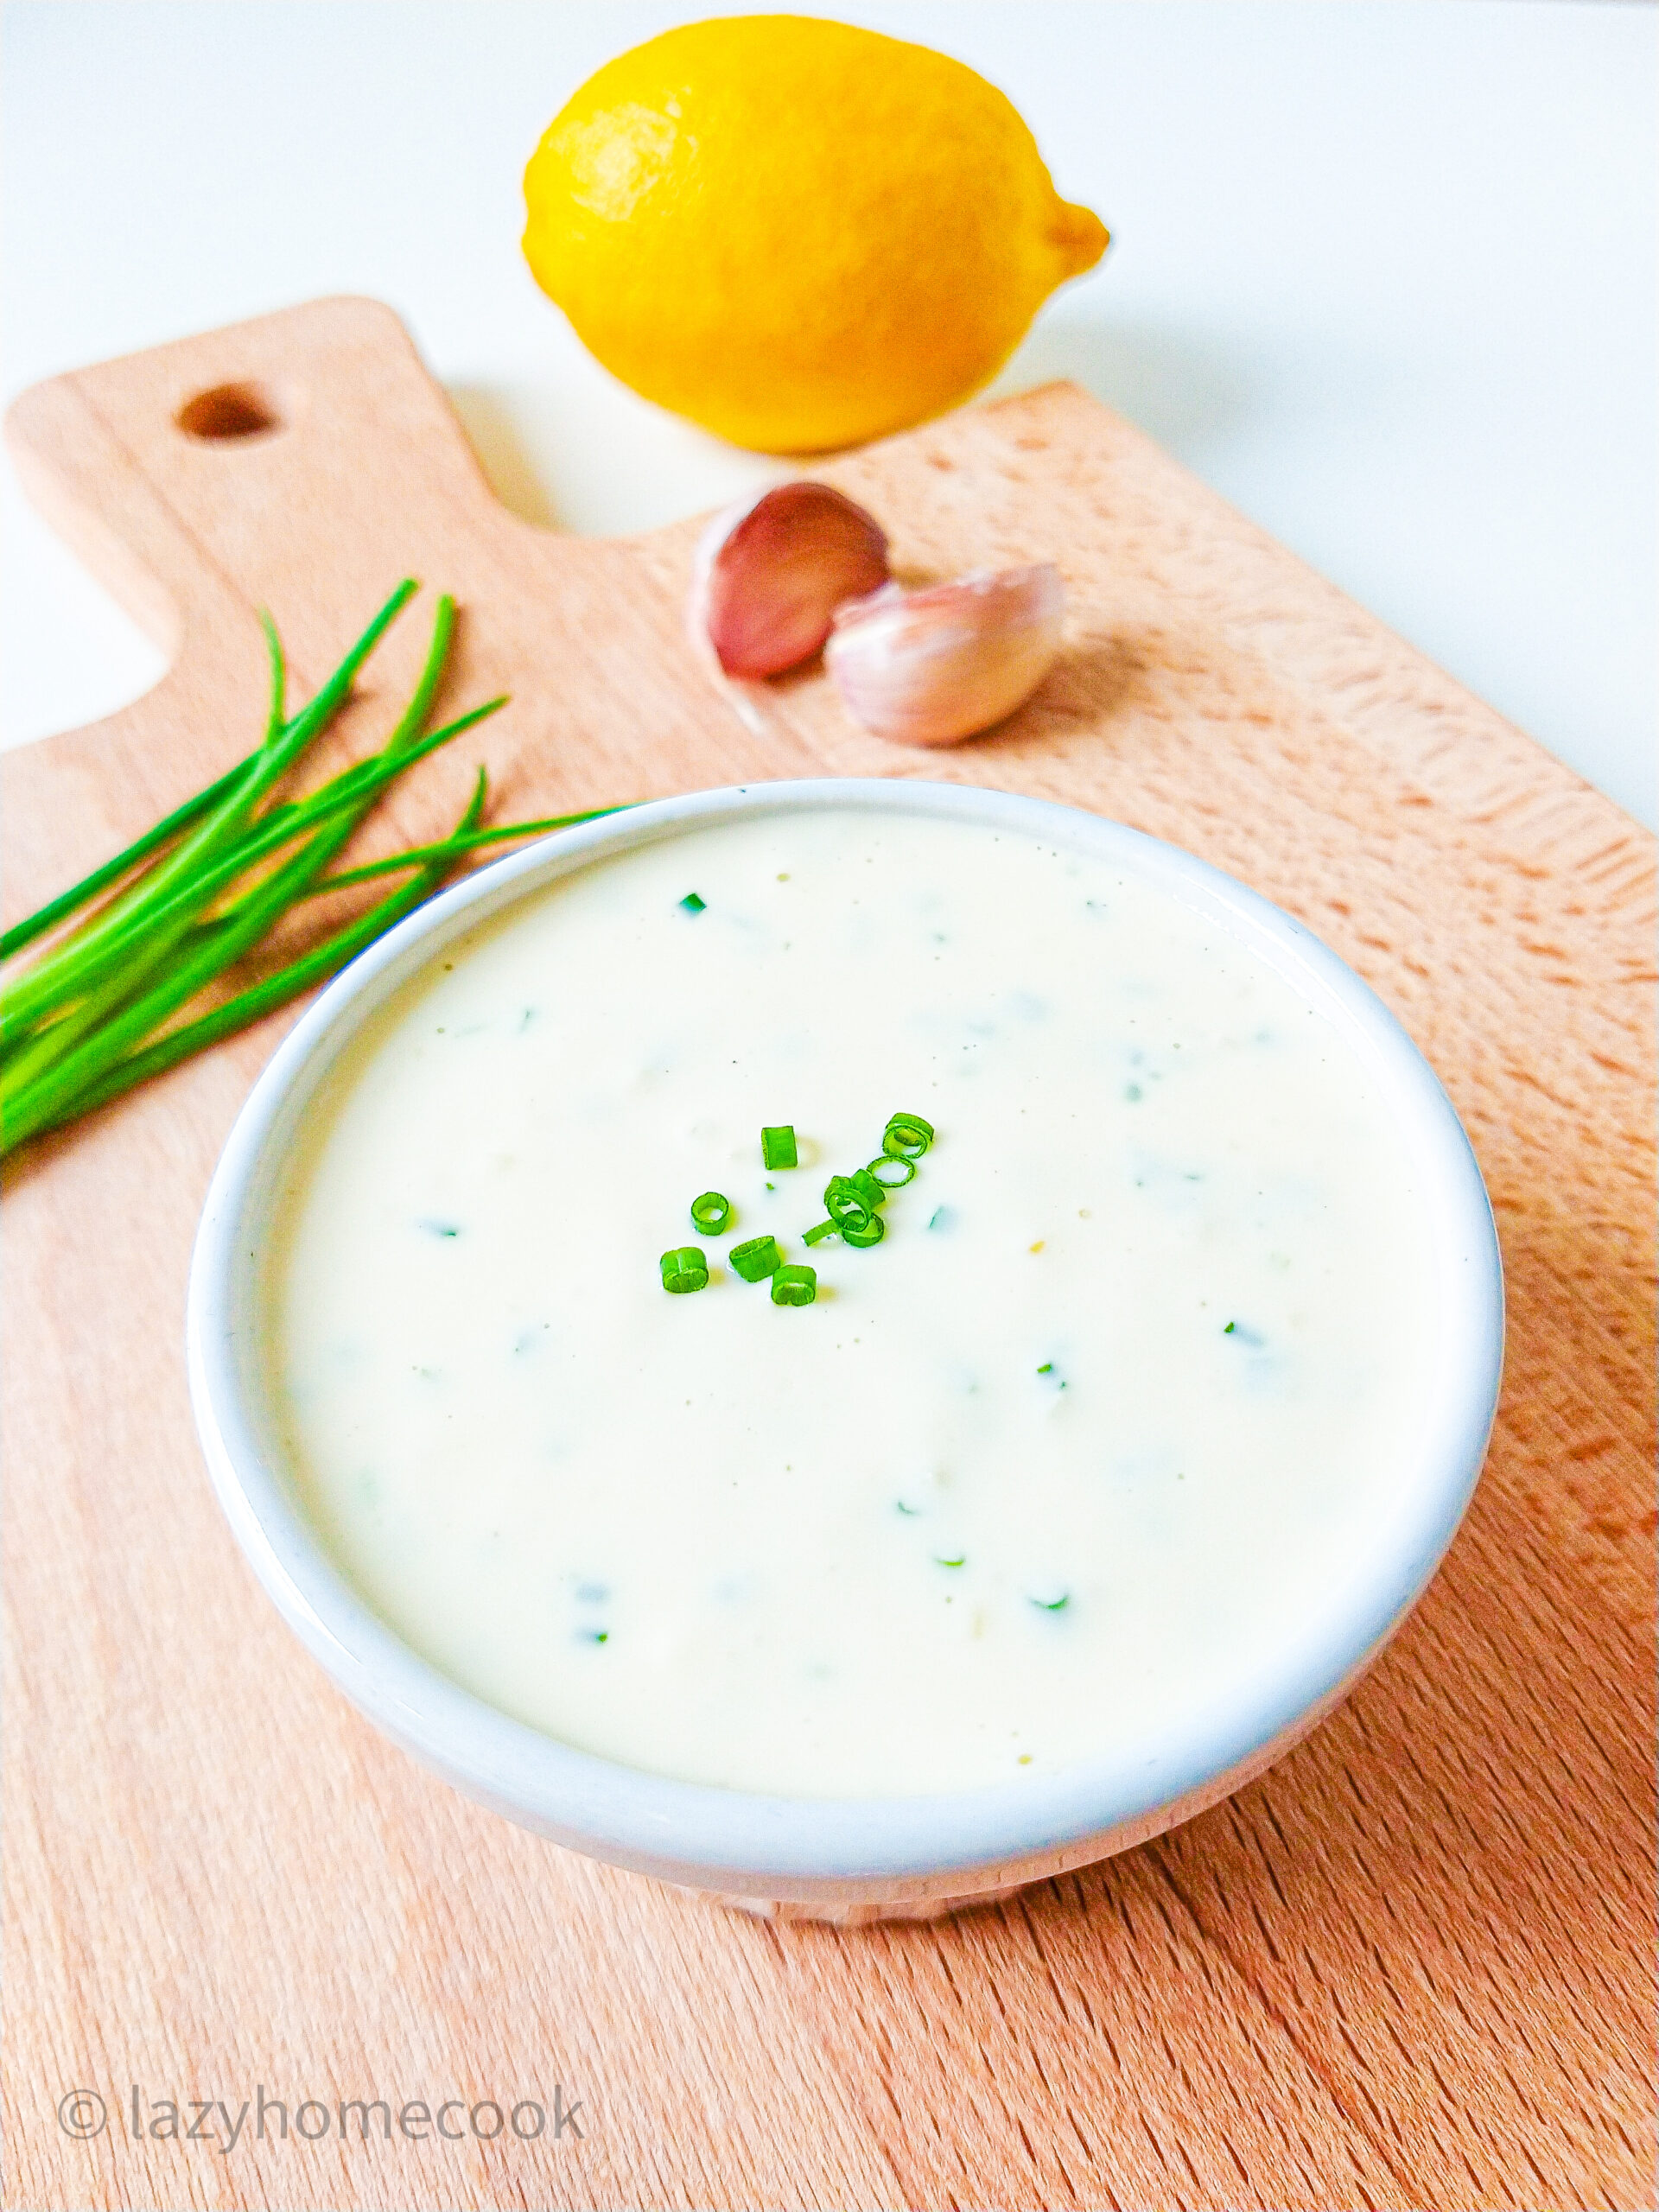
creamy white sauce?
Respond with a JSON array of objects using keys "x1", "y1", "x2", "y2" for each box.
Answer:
[{"x1": 269, "y1": 808, "x2": 1437, "y2": 1797}]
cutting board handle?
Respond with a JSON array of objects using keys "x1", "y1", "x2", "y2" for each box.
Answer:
[{"x1": 3, "y1": 297, "x2": 504, "y2": 681}]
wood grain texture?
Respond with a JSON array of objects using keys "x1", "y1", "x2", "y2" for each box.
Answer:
[{"x1": 3, "y1": 296, "x2": 1652, "y2": 2212}]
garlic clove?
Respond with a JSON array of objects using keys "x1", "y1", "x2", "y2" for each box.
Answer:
[
  {"x1": 825, "y1": 564, "x2": 1065, "y2": 747},
  {"x1": 687, "y1": 481, "x2": 891, "y2": 679}
]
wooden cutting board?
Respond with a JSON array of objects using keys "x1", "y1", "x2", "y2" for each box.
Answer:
[{"x1": 3, "y1": 296, "x2": 1652, "y2": 2212}]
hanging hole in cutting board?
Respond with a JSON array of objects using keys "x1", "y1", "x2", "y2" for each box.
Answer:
[{"x1": 175, "y1": 382, "x2": 283, "y2": 442}]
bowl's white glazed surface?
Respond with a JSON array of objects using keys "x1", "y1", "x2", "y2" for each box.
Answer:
[{"x1": 188, "y1": 780, "x2": 1503, "y2": 1917}]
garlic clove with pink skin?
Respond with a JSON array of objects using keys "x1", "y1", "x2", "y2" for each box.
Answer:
[
  {"x1": 824, "y1": 565, "x2": 1065, "y2": 747},
  {"x1": 687, "y1": 481, "x2": 891, "y2": 679}
]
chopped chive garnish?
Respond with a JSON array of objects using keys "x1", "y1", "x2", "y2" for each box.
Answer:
[
  {"x1": 730, "y1": 1233, "x2": 782, "y2": 1282},
  {"x1": 660, "y1": 1246, "x2": 709, "y2": 1294},
  {"x1": 868, "y1": 1154, "x2": 916, "y2": 1188},
  {"x1": 690, "y1": 1190, "x2": 732, "y2": 1235},
  {"x1": 1030, "y1": 1592, "x2": 1070, "y2": 1612},
  {"x1": 882, "y1": 1112, "x2": 935, "y2": 1160},
  {"x1": 680, "y1": 892, "x2": 706, "y2": 913},
  {"x1": 761, "y1": 1124, "x2": 798, "y2": 1170},
  {"x1": 1036, "y1": 1362, "x2": 1053, "y2": 1373},
  {"x1": 823, "y1": 1174, "x2": 879, "y2": 1234},
  {"x1": 1224, "y1": 1320, "x2": 1236, "y2": 1333},
  {"x1": 658, "y1": 1115, "x2": 937, "y2": 1303},
  {"x1": 934, "y1": 1553, "x2": 966, "y2": 1569}
]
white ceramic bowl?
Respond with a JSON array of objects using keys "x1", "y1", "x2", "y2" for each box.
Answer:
[{"x1": 188, "y1": 779, "x2": 1503, "y2": 1922}]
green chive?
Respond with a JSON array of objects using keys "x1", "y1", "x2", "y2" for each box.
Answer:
[
  {"x1": 771, "y1": 1262, "x2": 817, "y2": 1306},
  {"x1": 10, "y1": 769, "x2": 493, "y2": 1148},
  {"x1": 1030, "y1": 1592, "x2": 1071, "y2": 1612},
  {"x1": 842, "y1": 1216, "x2": 885, "y2": 1249},
  {"x1": 1037, "y1": 1362, "x2": 1053, "y2": 1374},
  {"x1": 934, "y1": 1553, "x2": 966, "y2": 1569},
  {"x1": 8, "y1": 582, "x2": 420, "y2": 1048},
  {"x1": 802, "y1": 1219, "x2": 836, "y2": 1246},
  {"x1": 680, "y1": 892, "x2": 706, "y2": 913},
  {"x1": 882, "y1": 1112, "x2": 935, "y2": 1160},
  {"x1": 823, "y1": 1174, "x2": 878, "y2": 1234},
  {"x1": 761, "y1": 1124, "x2": 798, "y2": 1170},
  {"x1": 2, "y1": 632, "x2": 474, "y2": 1145},
  {"x1": 0, "y1": 587, "x2": 627, "y2": 1160},
  {"x1": 4, "y1": 707, "x2": 482, "y2": 1051},
  {"x1": 868, "y1": 1154, "x2": 916, "y2": 1189},
  {"x1": 690, "y1": 1191, "x2": 732, "y2": 1235},
  {"x1": 0, "y1": 588, "x2": 637, "y2": 1167},
  {"x1": 729, "y1": 1234, "x2": 781, "y2": 1282},
  {"x1": 1224, "y1": 1321, "x2": 1236, "y2": 1334},
  {"x1": 660, "y1": 1247, "x2": 709, "y2": 1294},
  {"x1": 302, "y1": 802, "x2": 631, "y2": 894},
  {"x1": 848, "y1": 1166, "x2": 887, "y2": 1211},
  {"x1": 0, "y1": 748, "x2": 257, "y2": 963}
]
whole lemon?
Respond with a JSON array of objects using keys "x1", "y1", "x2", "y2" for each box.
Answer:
[{"x1": 522, "y1": 15, "x2": 1108, "y2": 453}]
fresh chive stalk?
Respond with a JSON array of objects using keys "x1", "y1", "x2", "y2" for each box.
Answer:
[
  {"x1": 299, "y1": 805, "x2": 626, "y2": 896},
  {"x1": 0, "y1": 750, "x2": 257, "y2": 963},
  {"x1": 1, "y1": 702, "x2": 488, "y2": 1052},
  {"x1": 0, "y1": 585, "x2": 630, "y2": 1159},
  {"x1": 27, "y1": 775, "x2": 493, "y2": 1142},
  {"x1": 0, "y1": 583, "x2": 432, "y2": 1086}
]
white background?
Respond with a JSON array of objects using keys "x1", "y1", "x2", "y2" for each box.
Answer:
[{"x1": 3, "y1": 1, "x2": 1654, "y2": 825}]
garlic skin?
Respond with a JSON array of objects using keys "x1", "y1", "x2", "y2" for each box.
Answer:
[
  {"x1": 825, "y1": 565, "x2": 1065, "y2": 746},
  {"x1": 687, "y1": 481, "x2": 890, "y2": 679}
]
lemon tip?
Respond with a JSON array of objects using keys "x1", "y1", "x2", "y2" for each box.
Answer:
[{"x1": 1052, "y1": 201, "x2": 1110, "y2": 279}]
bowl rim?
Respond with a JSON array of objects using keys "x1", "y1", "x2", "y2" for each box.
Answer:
[{"x1": 187, "y1": 777, "x2": 1504, "y2": 1885}]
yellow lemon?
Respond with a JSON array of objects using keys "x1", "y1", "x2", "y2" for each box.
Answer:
[{"x1": 522, "y1": 15, "x2": 1108, "y2": 453}]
